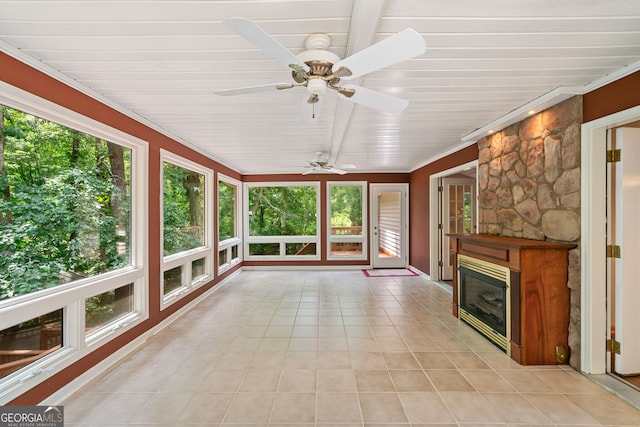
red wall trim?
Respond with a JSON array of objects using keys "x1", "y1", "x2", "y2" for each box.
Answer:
[{"x1": 583, "y1": 71, "x2": 640, "y2": 122}]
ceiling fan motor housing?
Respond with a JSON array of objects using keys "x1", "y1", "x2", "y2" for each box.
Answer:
[{"x1": 296, "y1": 38, "x2": 342, "y2": 95}]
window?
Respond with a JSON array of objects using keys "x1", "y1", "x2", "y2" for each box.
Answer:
[
  {"x1": 245, "y1": 183, "x2": 319, "y2": 259},
  {"x1": 217, "y1": 175, "x2": 241, "y2": 273},
  {"x1": 85, "y1": 283, "x2": 134, "y2": 336},
  {"x1": 161, "y1": 151, "x2": 213, "y2": 306},
  {"x1": 0, "y1": 106, "x2": 132, "y2": 300},
  {"x1": 0, "y1": 309, "x2": 62, "y2": 380},
  {"x1": 0, "y1": 83, "x2": 147, "y2": 402},
  {"x1": 327, "y1": 182, "x2": 367, "y2": 259}
]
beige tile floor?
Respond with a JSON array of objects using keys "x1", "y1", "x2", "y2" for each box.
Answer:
[{"x1": 63, "y1": 270, "x2": 640, "y2": 426}]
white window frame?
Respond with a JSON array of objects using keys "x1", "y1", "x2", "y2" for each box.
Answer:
[
  {"x1": 327, "y1": 181, "x2": 368, "y2": 260},
  {"x1": 0, "y1": 81, "x2": 148, "y2": 404},
  {"x1": 217, "y1": 174, "x2": 242, "y2": 274},
  {"x1": 160, "y1": 150, "x2": 213, "y2": 309},
  {"x1": 244, "y1": 182, "x2": 320, "y2": 260}
]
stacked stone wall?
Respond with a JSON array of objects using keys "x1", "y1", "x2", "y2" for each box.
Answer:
[{"x1": 477, "y1": 96, "x2": 582, "y2": 369}]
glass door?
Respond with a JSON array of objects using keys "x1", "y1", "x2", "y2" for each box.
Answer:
[
  {"x1": 441, "y1": 177, "x2": 475, "y2": 280},
  {"x1": 370, "y1": 184, "x2": 408, "y2": 268}
]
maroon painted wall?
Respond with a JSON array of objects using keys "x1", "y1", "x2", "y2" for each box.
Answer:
[
  {"x1": 408, "y1": 145, "x2": 480, "y2": 276},
  {"x1": 583, "y1": 71, "x2": 640, "y2": 122}
]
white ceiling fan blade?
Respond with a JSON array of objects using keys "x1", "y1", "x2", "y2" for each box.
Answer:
[
  {"x1": 340, "y1": 84, "x2": 409, "y2": 114},
  {"x1": 302, "y1": 167, "x2": 317, "y2": 175},
  {"x1": 332, "y1": 28, "x2": 426, "y2": 80},
  {"x1": 301, "y1": 95, "x2": 324, "y2": 124},
  {"x1": 326, "y1": 167, "x2": 347, "y2": 175},
  {"x1": 224, "y1": 17, "x2": 310, "y2": 73},
  {"x1": 215, "y1": 83, "x2": 294, "y2": 96}
]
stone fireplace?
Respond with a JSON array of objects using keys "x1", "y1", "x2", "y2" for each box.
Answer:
[{"x1": 476, "y1": 96, "x2": 582, "y2": 368}]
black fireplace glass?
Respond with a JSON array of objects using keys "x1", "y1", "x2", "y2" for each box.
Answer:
[{"x1": 459, "y1": 266, "x2": 507, "y2": 335}]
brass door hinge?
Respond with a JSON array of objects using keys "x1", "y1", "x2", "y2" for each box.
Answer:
[
  {"x1": 438, "y1": 261, "x2": 443, "y2": 267},
  {"x1": 606, "y1": 339, "x2": 621, "y2": 355},
  {"x1": 606, "y1": 245, "x2": 621, "y2": 258},
  {"x1": 438, "y1": 186, "x2": 443, "y2": 192},
  {"x1": 607, "y1": 149, "x2": 621, "y2": 163},
  {"x1": 437, "y1": 223, "x2": 443, "y2": 230}
]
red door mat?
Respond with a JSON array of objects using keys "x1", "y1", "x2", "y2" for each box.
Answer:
[{"x1": 362, "y1": 269, "x2": 418, "y2": 277}]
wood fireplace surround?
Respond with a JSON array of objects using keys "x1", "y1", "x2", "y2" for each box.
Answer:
[{"x1": 448, "y1": 234, "x2": 576, "y2": 365}]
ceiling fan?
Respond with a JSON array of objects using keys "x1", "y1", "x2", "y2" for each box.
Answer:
[
  {"x1": 303, "y1": 152, "x2": 347, "y2": 175},
  {"x1": 215, "y1": 17, "x2": 426, "y2": 114}
]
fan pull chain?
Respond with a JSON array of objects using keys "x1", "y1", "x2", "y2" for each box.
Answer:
[{"x1": 312, "y1": 100, "x2": 315, "y2": 119}]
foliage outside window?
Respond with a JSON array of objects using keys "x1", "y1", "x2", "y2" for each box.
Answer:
[
  {"x1": 163, "y1": 162, "x2": 205, "y2": 256},
  {"x1": 218, "y1": 180, "x2": 236, "y2": 241},
  {"x1": 161, "y1": 151, "x2": 212, "y2": 306},
  {"x1": 0, "y1": 106, "x2": 131, "y2": 301},
  {"x1": 245, "y1": 184, "x2": 319, "y2": 259},
  {"x1": 328, "y1": 182, "x2": 367, "y2": 259},
  {"x1": 218, "y1": 176, "x2": 242, "y2": 273}
]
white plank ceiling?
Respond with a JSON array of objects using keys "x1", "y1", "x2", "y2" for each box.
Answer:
[{"x1": 1, "y1": 0, "x2": 639, "y2": 174}]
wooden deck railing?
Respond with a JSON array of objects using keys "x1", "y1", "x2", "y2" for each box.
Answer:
[{"x1": 294, "y1": 226, "x2": 364, "y2": 255}]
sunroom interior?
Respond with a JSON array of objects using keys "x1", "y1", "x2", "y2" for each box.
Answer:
[{"x1": 1, "y1": 0, "x2": 640, "y2": 422}]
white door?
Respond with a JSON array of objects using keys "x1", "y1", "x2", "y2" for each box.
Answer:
[
  {"x1": 441, "y1": 177, "x2": 475, "y2": 280},
  {"x1": 608, "y1": 127, "x2": 640, "y2": 375},
  {"x1": 371, "y1": 184, "x2": 408, "y2": 268}
]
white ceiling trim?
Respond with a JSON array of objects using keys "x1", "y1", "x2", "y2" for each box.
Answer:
[
  {"x1": 461, "y1": 58, "x2": 640, "y2": 144},
  {"x1": 460, "y1": 86, "x2": 582, "y2": 143}
]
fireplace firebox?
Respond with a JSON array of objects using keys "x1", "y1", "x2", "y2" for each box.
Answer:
[{"x1": 458, "y1": 254, "x2": 510, "y2": 354}]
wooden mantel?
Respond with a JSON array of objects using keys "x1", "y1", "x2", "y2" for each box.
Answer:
[{"x1": 448, "y1": 233, "x2": 576, "y2": 365}]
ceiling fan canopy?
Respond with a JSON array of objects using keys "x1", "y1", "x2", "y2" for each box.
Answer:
[{"x1": 215, "y1": 18, "x2": 426, "y2": 115}]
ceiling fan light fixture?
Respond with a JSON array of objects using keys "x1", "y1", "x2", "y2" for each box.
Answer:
[{"x1": 307, "y1": 78, "x2": 327, "y2": 95}]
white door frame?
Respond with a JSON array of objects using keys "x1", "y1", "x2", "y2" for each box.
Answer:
[
  {"x1": 429, "y1": 160, "x2": 478, "y2": 281},
  {"x1": 370, "y1": 183, "x2": 409, "y2": 268},
  {"x1": 581, "y1": 105, "x2": 640, "y2": 374}
]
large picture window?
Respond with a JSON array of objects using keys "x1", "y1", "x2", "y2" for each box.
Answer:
[
  {"x1": 327, "y1": 182, "x2": 367, "y2": 259},
  {"x1": 245, "y1": 183, "x2": 319, "y2": 259},
  {"x1": 1, "y1": 106, "x2": 132, "y2": 300},
  {"x1": 218, "y1": 174, "x2": 241, "y2": 273},
  {"x1": 161, "y1": 151, "x2": 213, "y2": 306},
  {"x1": 0, "y1": 86, "x2": 147, "y2": 402}
]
